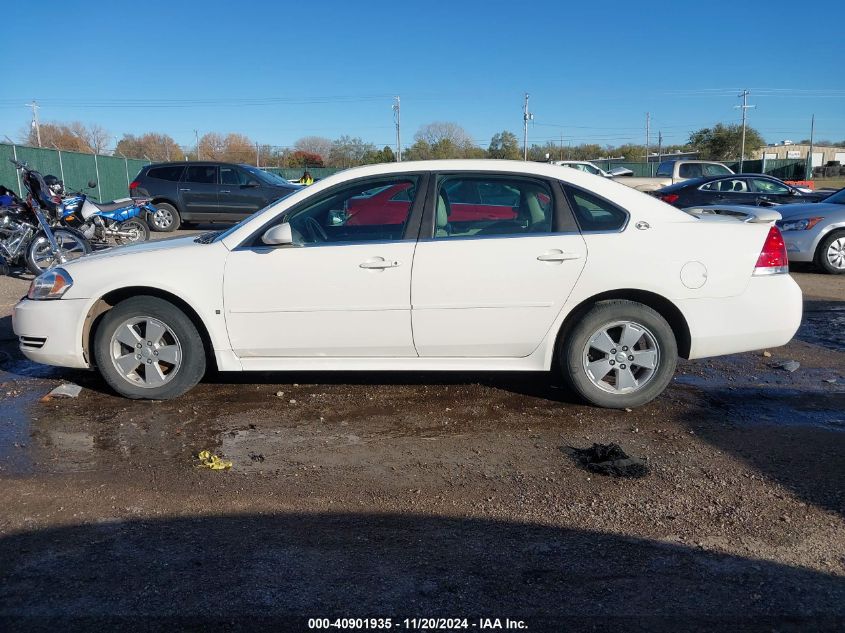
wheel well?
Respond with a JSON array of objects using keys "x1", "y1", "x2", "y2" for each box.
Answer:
[
  {"x1": 151, "y1": 197, "x2": 179, "y2": 212},
  {"x1": 83, "y1": 287, "x2": 217, "y2": 370},
  {"x1": 554, "y1": 289, "x2": 692, "y2": 360}
]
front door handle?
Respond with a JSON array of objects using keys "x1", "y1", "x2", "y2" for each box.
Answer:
[
  {"x1": 179, "y1": 188, "x2": 191, "y2": 192},
  {"x1": 360, "y1": 257, "x2": 400, "y2": 270},
  {"x1": 220, "y1": 190, "x2": 231, "y2": 194},
  {"x1": 537, "y1": 250, "x2": 582, "y2": 262}
]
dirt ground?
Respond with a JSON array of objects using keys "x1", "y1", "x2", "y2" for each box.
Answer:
[{"x1": 0, "y1": 242, "x2": 843, "y2": 631}]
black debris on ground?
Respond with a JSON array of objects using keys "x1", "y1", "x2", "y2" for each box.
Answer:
[{"x1": 566, "y1": 443, "x2": 649, "y2": 478}]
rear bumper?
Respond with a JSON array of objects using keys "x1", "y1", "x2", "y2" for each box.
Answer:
[
  {"x1": 12, "y1": 298, "x2": 90, "y2": 369},
  {"x1": 681, "y1": 274, "x2": 802, "y2": 360}
]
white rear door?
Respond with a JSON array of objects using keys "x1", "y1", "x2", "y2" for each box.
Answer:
[{"x1": 411, "y1": 174, "x2": 588, "y2": 357}]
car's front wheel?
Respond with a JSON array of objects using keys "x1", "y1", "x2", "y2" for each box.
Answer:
[
  {"x1": 93, "y1": 296, "x2": 206, "y2": 399},
  {"x1": 559, "y1": 300, "x2": 677, "y2": 408},
  {"x1": 815, "y1": 230, "x2": 845, "y2": 274}
]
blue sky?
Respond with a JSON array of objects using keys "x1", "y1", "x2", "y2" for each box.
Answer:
[{"x1": 2, "y1": 0, "x2": 843, "y2": 152}]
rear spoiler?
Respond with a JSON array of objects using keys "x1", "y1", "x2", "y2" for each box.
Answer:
[{"x1": 682, "y1": 205, "x2": 782, "y2": 224}]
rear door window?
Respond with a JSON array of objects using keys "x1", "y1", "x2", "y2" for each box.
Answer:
[
  {"x1": 184, "y1": 166, "x2": 218, "y2": 184},
  {"x1": 434, "y1": 176, "x2": 553, "y2": 238}
]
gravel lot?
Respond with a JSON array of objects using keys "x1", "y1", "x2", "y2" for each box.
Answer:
[{"x1": 0, "y1": 235, "x2": 843, "y2": 631}]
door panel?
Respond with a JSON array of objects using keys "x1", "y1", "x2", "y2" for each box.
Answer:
[
  {"x1": 411, "y1": 236, "x2": 586, "y2": 356},
  {"x1": 218, "y1": 166, "x2": 263, "y2": 218},
  {"x1": 224, "y1": 242, "x2": 416, "y2": 357},
  {"x1": 180, "y1": 165, "x2": 219, "y2": 217}
]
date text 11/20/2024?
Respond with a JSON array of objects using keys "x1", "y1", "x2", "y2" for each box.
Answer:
[{"x1": 307, "y1": 618, "x2": 529, "y2": 629}]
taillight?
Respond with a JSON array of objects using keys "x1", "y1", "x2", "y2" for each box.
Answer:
[
  {"x1": 659, "y1": 193, "x2": 679, "y2": 204},
  {"x1": 753, "y1": 226, "x2": 789, "y2": 275},
  {"x1": 129, "y1": 180, "x2": 139, "y2": 190}
]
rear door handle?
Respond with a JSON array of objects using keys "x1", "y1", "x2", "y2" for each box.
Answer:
[
  {"x1": 360, "y1": 257, "x2": 400, "y2": 270},
  {"x1": 537, "y1": 250, "x2": 582, "y2": 262},
  {"x1": 220, "y1": 190, "x2": 231, "y2": 194},
  {"x1": 179, "y1": 188, "x2": 191, "y2": 192}
]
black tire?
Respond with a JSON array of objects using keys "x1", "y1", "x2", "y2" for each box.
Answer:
[
  {"x1": 559, "y1": 300, "x2": 677, "y2": 409},
  {"x1": 25, "y1": 228, "x2": 92, "y2": 275},
  {"x1": 814, "y1": 229, "x2": 845, "y2": 274},
  {"x1": 148, "y1": 202, "x2": 180, "y2": 232},
  {"x1": 93, "y1": 296, "x2": 206, "y2": 399},
  {"x1": 116, "y1": 217, "x2": 150, "y2": 244}
]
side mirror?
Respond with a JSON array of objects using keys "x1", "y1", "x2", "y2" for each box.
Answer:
[
  {"x1": 788, "y1": 188, "x2": 797, "y2": 195},
  {"x1": 261, "y1": 223, "x2": 294, "y2": 246},
  {"x1": 245, "y1": 179, "x2": 260, "y2": 188},
  {"x1": 87, "y1": 180, "x2": 97, "y2": 189}
]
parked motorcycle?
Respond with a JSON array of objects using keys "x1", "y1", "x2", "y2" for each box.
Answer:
[
  {"x1": 53, "y1": 180, "x2": 152, "y2": 246},
  {"x1": 0, "y1": 160, "x2": 91, "y2": 275}
]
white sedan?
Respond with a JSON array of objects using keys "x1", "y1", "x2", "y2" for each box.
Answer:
[{"x1": 13, "y1": 160, "x2": 802, "y2": 408}]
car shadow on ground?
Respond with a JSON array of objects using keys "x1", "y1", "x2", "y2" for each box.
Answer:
[{"x1": 0, "y1": 512, "x2": 843, "y2": 631}]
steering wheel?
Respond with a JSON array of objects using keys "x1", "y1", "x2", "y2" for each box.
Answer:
[{"x1": 303, "y1": 216, "x2": 328, "y2": 242}]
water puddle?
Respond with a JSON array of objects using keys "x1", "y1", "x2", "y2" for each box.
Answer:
[{"x1": 798, "y1": 301, "x2": 845, "y2": 352}]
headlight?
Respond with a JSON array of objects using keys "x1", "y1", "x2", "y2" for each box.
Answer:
[
  {"x1": 780, "y1": 217, "x2": 823, "y2": 231},
  {"x1": 27, "y1": 268, "x2": 73, "y2": 300}
]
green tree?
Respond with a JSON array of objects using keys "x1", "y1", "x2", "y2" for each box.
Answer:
[
  {"x1": 688, "y1": 123, "x2": 765, "y2": 160},
  {"x1": 487, "y1": 131, "x2": 520, "y2": 159}
]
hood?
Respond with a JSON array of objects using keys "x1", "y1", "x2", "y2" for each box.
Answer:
[
  {"x1": 776, "y1": 201, "x2": 845, "y2": 219},
  {"x1": 63, "y1": 234, "x2": 207, "y2": 269}
]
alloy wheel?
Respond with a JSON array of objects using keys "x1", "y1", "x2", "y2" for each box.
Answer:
[
  {"x1": 582, "y1": 320, "x2": 660, "y2": 394},
  {"x1": 31, "y1": 232, "x2": 88, "y2": 271},
  {"x1": 151, "y1": 208, "x2": 173, "y2": 230},
  {"x1": 109, "y1": 317, "x2": 182, "y2": 388},
  {"x1": 827, "y1": 237, "x2": 845, "y2": 270}
]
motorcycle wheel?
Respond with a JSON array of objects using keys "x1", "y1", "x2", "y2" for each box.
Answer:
[
  {"x1": 25, "y1": 228, "x2": 92, "y2": 275},
  {"x1": 116, "y1": 217, "x2": 150, "y2": 245}
]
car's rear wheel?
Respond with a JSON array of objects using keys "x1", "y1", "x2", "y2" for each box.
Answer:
[
  {"x1": 93, "y1": 296, "x2": 205, "y2": 399},
  {"x1": 149, "y1": 202, "x2": 180, "y2": 232},
  {"x1": 815, "y1": 230, "x2": 845, "y2": 274},
  {"x1": 559, "y1": 300, "x2": 677, "y2": 408}
]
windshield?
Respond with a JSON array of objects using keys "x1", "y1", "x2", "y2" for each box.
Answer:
[
  {"x1": 243, "y1": 166, "x2": 294, "y2": 186},
  {"x1": 821, "y1": 188, "x2": 845, "y2": 204}
]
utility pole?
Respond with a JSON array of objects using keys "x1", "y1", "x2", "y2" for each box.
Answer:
[
  {"x1": 806, "y1": 114, "x2": 815, "y2": 180},
  {"x1": 645, "y1": 112, "x2": 650, "y2": 175},
  {"x1": 657, "y1": 130, "x2": 663, "y2": 166},
  {"x1": 194, "y1": 129, "x2": 200, "y2": 160},
  {"x1": 736, "y1": 89, "x2": 755, "y2": 172},
  {"x1": 392, "y1": 96, "x2": 401, "y2": 162},
  {"x1": 559, "y1": 133, "x2": 564, "y2": 161},
  {"x1": 255, "y1": 142, "x2": 260, "y2": 167},
  {"x1": 27, "y1": 100, "x2": 42, "y2": 147},
  {"x1": 522, "y1": 93, "x2": 534, "y2": 161}
]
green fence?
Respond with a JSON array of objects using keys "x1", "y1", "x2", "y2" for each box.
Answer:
[
  {"x1": 0, "y1": 142, "x2": 814, "y2": 203},
  {"x1": 0, "y1": 143, "x2": 149, "y2": 203}
]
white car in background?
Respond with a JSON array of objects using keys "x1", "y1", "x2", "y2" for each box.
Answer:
[
  {"x1": 553, "y1": 160, "x2": 618, "y2": 178},
  {"x1": 13, "y1": 160, "x2": 802, "y2": 408}
]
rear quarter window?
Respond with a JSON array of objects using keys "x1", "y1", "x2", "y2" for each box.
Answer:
[
  {"x1": 564, "y1": 186, "x2": 628, "y2": 232},
  {"x1": 147, "y1": 166, "x2": 185, "y2": 181}
]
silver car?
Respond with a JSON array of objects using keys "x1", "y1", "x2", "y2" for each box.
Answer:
[{"x1": 777, "y1": 188, "x2": 845, "y2": 274}]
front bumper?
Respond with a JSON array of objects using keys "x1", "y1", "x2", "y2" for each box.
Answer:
[
  {"x1": 680, "y1": 274, "x2": 802, "y2": 360},
  {"x1": 12, "y1": 298, "x2": 90, "y2": 369},
  {"x1": 782, "y1": 229, "x2": 820, "y2": 263}
]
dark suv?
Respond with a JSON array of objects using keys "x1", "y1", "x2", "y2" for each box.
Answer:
[{"x1": 130, "y1": 162, "x2": 301, "y2": 231}]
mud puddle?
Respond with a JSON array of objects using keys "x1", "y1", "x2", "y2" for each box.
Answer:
[{"x1": 798, "y1": 301, "x2": 845, "y2": 352}]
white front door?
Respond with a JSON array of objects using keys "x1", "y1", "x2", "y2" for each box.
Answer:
[
  {"x1": 411, "y1": 174, "x2": 588, "y2": 357},
  {"x1": 223, "y1": 175, "x2": 424, "y2": 358}
]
